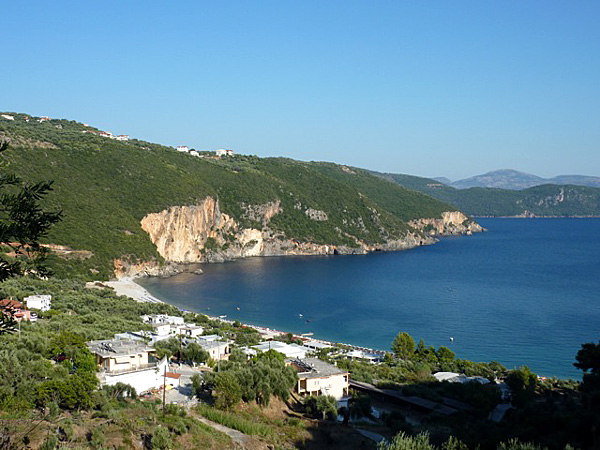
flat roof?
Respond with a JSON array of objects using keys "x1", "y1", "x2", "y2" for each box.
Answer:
[
  {"x1": 87, "y1": 338, "x2": 154, "y2": 358},
  {"x1": 289, "y1": 357, "x2": 347, "y2": 379}
]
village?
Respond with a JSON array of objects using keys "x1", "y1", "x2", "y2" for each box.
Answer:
[{"x1": 2, "y1": 291, "x2": 517, "y2": 434}]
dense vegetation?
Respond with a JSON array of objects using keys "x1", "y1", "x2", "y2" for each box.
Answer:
[
  {"x1": 376, "y1": 172, "x2": 600, "y2": 217},
  {"x1": 0, "y1": 112, "x2": 455, "y2": 279}
]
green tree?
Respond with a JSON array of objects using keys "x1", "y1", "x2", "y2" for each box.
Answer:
[
  {"x1": 392, "y1": 332, "x2": 415, "y2": 360},
  {"x1": 213, "y1": 371, "x2": 242, "y2": 410},
  {"x1": 574, "y1": 341, "x2": 600, "y2": 376},
  {"x1": 0, "y1": 137, "x2": 62, "y2": 281},
  {"x1": 505, "y1": 366, "x2": 537, "y2": 407},
  {"x1": 303, "y1": 395, "x2": 338, "y2": 420},
  {"x1": 182, "y1": 342, "x2": 209, "y2": 364}
]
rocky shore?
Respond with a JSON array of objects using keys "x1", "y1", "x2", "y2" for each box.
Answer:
[{"x1": 116, "y1": 196, "x2": 483, "y2": 279}]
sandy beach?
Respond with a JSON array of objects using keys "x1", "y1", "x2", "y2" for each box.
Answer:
[
  {"x1": 89, "y1": 277, "x2": 385, "y2": 356},
  {"x1": 91, "y1": 277, "x2": 164, "y2": 304}
]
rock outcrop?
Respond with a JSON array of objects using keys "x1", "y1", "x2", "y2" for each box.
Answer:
[
  {"x1": 408, "y1": 211, "x2": 484, "y2": 236},
  {"x1": 135, "y1": 197, "x2": 482, "y2": 274}
]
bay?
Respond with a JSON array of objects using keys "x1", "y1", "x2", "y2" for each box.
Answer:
[{"x1": 138, "y1": 218, "x2": 600, "y2": 379}]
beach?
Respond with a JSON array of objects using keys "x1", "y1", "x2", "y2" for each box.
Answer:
[
  {"x1": 88, "y1": 277, "x2": 164, "y2": 304},
  {"x1": 93, "y1": 277, "x2": 385, "y2": 357}
]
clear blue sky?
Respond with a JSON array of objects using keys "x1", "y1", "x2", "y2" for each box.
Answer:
[{"x1": 4, "y1": 1, "x2": 599, "y2": 180}]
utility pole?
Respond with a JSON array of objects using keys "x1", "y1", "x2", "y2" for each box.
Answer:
[{"x1": 162, "y1": 365, "x2": 166, "y2": 416}]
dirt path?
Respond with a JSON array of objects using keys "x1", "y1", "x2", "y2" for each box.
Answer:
[{"x1": 195, "y1": 416, "x2": 268, "y2": 449}]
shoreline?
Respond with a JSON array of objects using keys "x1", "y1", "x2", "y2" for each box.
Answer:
[{"x1": 99, "y1": 277, "x2": 387, "y2": 357}]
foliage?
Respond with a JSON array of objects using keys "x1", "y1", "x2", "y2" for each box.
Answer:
[
  {"x1": 392, "y1": 332, "x2": 416, "y2": 360},
  {"x1": 303, "y1": 395, "x2": 338, "y2": 420},
  {"x1": 0, "y1": 276, "x2": 181, "y2": 412},
  {"x1": 0, "y1": 305, "x2": 17, "y2": 334},
  {"x1": 380, "y1": 171, "x2": 600, "y2": 217},
  {"x1": 0, "y1": 137, "x2": 62, "y2": 281},
  {"x1": 195, "y1": 404, "x2": 274, "y2": 437},
  {"x1": 151, "y1": 425, "x2": 173, "y2": 450},
  {"x1": 201, "y1": 353, "x2": 298, "y2": 408},
  {"x1": 0, "y1": 114, "x2": 454, "y2": 279},
  {"x1": 505, "y1": 366, "x2": 538, "y2": 407}
]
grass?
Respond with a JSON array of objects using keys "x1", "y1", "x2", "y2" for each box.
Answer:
[{"x1": 195, "y1": 404, "x2": 274, "y2": 438}]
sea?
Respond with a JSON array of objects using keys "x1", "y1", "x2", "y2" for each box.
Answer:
[{"x1": 138, "y1": 218, "x2": 600, "y2": 379}]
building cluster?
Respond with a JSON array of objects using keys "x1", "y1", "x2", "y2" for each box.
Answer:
[
  {"x1": 82, "y1": 129, "x2": 129, "y2": 141},
  {"x1": 81, "y1": 313, "x2": 354, "y2": 400},
  {"x1": 1, "y1": 114, "x2": 46, "y2": 122},
  {"x1": 0, "y1": 295, "x2": 52, "y2": 323},
  {"x1": 176, "y1": 146, "x2": 235, "y2": 158}
]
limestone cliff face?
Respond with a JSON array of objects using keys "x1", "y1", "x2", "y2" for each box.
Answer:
[
  {"x1": 137, "y1": 197, "x2": 481, "y2": 271},
  {"x1": 140, "y1": 196, "x2": 236, "y2": 263},
  {"x1": 113, "y1": 258, "x2": 181, "y2": 279},
  {"x1": 408, "y1": 211, "x2": 484, "y2": 236}
]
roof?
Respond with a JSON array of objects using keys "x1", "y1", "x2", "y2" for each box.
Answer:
[
  {"x1": 290, "y1": 357, "x2": 347, "y2": 379},
  {"x1": 254, "y1": 341, "x2": 307, "y2": 358},
  {"x1": 0, "y1": 299, "x2": 23, "y2": 309},
  {"x1": 165, "y1": 372, "x2": 181, "y2": 379},
  {"x1": 87, "y1": 338, "x2": 154, "y2": 358},
  {"x1": 303, "y1": 341, "x2": 331, "y2": 350},
  {"x1": 199, "y1": 340, "x2": 231, "y2": 350}
]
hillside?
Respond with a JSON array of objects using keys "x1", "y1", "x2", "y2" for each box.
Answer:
[
  {"x1": 448, "y1": 169, "x2": 600, "y2": 190},
  {"x1": 376, "y1": 172, "x2": 600, "y2": 217},
  {"x1": 0, "y1": 112, "x2": 476, "y2": 280}
]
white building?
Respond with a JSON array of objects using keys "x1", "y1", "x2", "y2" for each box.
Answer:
[
  {"x1": 198, "y1": 339, "x2": 232, "y2": 361},
  {"x1": 303, "y1": 341, "x2": 333, "y2": 352},
  {"x1": 346, "y1": 349, "x2": 379, "y2": 363},
  {"x1": 215, "y1": 149, "x2": 234, "y2": 157},
  {"x1": 178, "y1": 325, "x2": 204, "y2": 338},
  {"x1": 1, "y1": 114, "x2": 15, "y2": 121},
  {"x1": 141, "y1": 314, "x2": 185, "y2": 326},
  {"x1": 24, "y1": 294, "x2": 52, "y2": 312},
  {"x1": 290, "y1": 358, "x2": 349, "y2": 400},
  {"x1": 433, "y1": 372, "x2": 489, "y2": 385},
  {"x1": 115, "y1": 135, "x2": 129, "y2": 141},
  {"x1": 177, "y1": 146, "x2": 189, "y2": 152},
  {"x1": 87, "y1": 338, "x2": 177, "y2": 394},
  {"x1": 253, "y1": 341, "x2": 308, "y2": 359}
]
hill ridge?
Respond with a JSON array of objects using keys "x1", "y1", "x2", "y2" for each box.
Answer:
[{"x1": 0, "y1": 111, "x2": 478, "y2": 280}]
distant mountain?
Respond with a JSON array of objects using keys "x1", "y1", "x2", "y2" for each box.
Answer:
[
  {"x1": 373, "y1": 171, "x2": 600, "y2": 217},
  {"x1": 450, "y1": 169, "x2": 600, "y2": 190},
  {"x1": 432, "y1": 177, "x2": 452, "y2": 185}
]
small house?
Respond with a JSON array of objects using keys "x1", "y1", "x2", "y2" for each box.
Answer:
[
  {"x1": 0, "y1": 299, "x2": 32, "y2": 322},
  {"x1": 290, "y1": 357, "x2": 349, "y2": 400},
  {"x1": 254, "y1": 341, "x2": 308, "y2": 359},
  {"x1": 24, "y1": 294, "x2": 52, "y2": 312},
  {"x1": 197, "y1": 337, "x2": 232, "y2": 361}
]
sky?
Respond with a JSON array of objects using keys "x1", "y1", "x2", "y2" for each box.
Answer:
[{"x1": 3, "y1": 1, "x2": 599, "y2": 180}]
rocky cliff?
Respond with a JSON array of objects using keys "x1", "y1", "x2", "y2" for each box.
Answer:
[
  {"x1": 408, "y1": 211, "x2": 484, "y2": 236},
  {"x1": 135, "y1": 196, "x2": 481, "y2": 276}
]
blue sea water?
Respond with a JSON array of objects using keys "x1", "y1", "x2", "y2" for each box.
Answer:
[{"x1": 138, "y1": 218, "x2": 600, "y2": 379}]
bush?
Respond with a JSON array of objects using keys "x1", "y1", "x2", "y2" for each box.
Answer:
[{"x1": 151, "y1": 426, "x2": 173, "y2": 450}]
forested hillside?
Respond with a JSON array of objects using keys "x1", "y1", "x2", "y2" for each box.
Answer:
[
  {"x1": 376, "y1": 172, "x2": 600, "y2": 217},
  {"x1": 0, "y1": 113, "x2": 462, "y2": 280}
]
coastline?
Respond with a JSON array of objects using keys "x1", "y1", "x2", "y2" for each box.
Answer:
[
  {"x1": 100, "y1": 276, "x2": 387, "y2": 357},
  {"x1": 89, "y1": 277, "x2": 165, "y2": 304}
]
